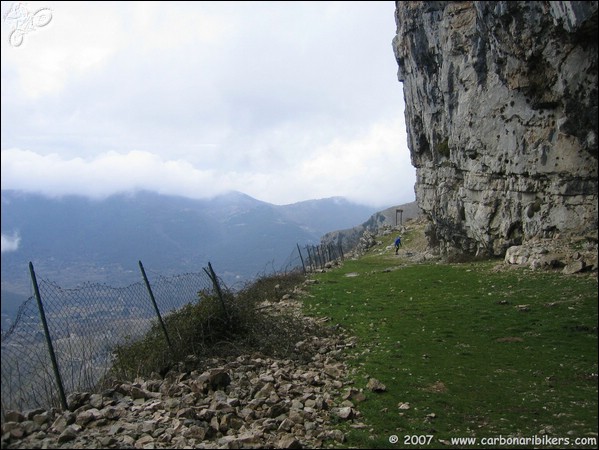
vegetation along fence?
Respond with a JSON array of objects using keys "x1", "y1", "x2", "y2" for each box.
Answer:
[{"x1": 1, "y1": 261, "x2": 221, "y2": 417}]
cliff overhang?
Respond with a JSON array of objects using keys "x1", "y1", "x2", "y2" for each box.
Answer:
[{"x1": 393, "y1": 1, "x2": 598, "y2": 258}]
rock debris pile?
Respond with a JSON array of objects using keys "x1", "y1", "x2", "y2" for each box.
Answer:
[{"x1": 2, "y1": 300, "x2": 371, "y2": 449}]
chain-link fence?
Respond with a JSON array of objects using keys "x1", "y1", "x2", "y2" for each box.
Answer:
[
  {"x1": 267, "y1": 242, "x2": 344, "y2": 276},
  {"x1": 1, "y1": 262, "x2": 215, "y2": 417},
  {"x1": 0, "y1": 243, "x2": 337, "y2": 418}
]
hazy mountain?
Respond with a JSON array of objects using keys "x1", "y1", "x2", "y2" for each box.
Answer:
[{"x1": 1, "y1": 190, "x2": 380, "y2": 313}]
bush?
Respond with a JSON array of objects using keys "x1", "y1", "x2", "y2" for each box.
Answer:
[{"x1": 435, "y1": 137, "x2": 450, "y2": 158}]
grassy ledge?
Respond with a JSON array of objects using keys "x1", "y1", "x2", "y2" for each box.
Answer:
[{"x1": 302, "y1": 228, "x2": 598, "y2": 449}]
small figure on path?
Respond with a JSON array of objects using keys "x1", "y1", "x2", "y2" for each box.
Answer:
[{"x1": 394, "y1": 236, "x2": 402, "y2": 254}]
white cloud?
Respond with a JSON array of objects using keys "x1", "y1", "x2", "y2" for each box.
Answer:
[
  {"x1": 239, "y1": 116, "x2": 416, "y2": 207},
  {"x1": 0, "y1": 148, "x2": 232, "y2": 199},
  {"x1": 1, "y1": 231, "x2": 21, "y2": 253},
  {"x1": 1, "y1": 1, "x2": 415, "y2": 208},
  {"x1": 299, "y1": 117, "x2": 415, "y2": 206},
  {"x1": 128, "y1": 2, "x2": 232, "y2": 52}
]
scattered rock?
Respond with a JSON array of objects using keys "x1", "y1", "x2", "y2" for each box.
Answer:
[
  {"x1": 496, "y1": 337, "x2": 524, "y2": 343},
  {"x1": 206, "y1": 368, "x2": 232, "y2": 391},
  {"x1": 343, "y1": 388, "x2": 366, "y2": 403},
  {"x1": 334, "y1": 406, "x2": 355, "y2": 420},
  {"x1": 277, "y1": 434, "x2": 303, "y2": 449},
  {"x1": 366, "y1": 378, "x2": 387, "y2": 392},
  {"x1": 562, "y1": 260, "x2": 585, "y2": 275},
  {"x1": 423, "y1": 381, "x2": 447, "y2": 393}
]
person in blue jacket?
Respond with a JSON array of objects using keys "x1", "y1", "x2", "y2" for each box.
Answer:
[{"x1": 394, "y1": 236, "x2": 402, "y2": 254}]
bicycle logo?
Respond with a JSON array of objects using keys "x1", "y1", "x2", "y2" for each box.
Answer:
[{"x1": 3, "y1": 2, "x2": 52, "y2": 47}]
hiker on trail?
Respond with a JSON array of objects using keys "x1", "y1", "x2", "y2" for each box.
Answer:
[{"x1": 394, "y1": 236, "x2": 402, "y2": 254}]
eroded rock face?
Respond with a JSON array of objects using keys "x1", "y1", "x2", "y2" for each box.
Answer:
[{"x1": 393, "y1": 1, "x2": 598, "y2": 257}]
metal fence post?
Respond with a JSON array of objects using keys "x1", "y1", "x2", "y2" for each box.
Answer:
[
  {"x1": 296, "y1": 243, "x2": 306, "y2": 274},
  {"x1": 29, "y1": 262, "x2": 69, "y2": 411},
  {"x1": 138, "y1": 261, "x2": 173, "y2": 350},
  {"x1": 316, "y1": 245, "x2": 324, "y2": 269},
  {"x1": 305, "y1": 246, "x2": 312, "y2": 271},
  {"x1": 204, "y1": 262, "x2": 230, "y2": 325},
  {"x1": 309, "y1": 245, "x2": 318, "y2": 270}
]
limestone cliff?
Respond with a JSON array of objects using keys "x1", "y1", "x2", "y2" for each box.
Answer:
[{"x1": 393, "y1": 1, "x2": 598, "y2": 257}]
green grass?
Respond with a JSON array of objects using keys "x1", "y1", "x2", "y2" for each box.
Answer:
[{"x1": 303, "y1": 234, "x2": 598, "y2": 449}]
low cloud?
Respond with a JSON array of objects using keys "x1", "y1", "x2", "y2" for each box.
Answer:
[
  {"x1": 1, "y1": 232, "x2": 21, "y2": 253},
  {"x1": 1, "y1": 115, "x2": 415, "y2": 208},
  {"x1": 0, "y1": 148, "x2": 232, "y2": 200}
]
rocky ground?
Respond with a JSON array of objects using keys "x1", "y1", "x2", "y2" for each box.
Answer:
[
  {"x1": 1, "y1": 296, "x2": 381, "y2": 449},
  {"x1": 503, "y1": 232, "x2": 598, "y2": 275}
]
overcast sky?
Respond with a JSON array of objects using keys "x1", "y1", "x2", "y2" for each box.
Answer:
[{"x1": 1, "y1": 1, "x2": 415, "y2": 208}]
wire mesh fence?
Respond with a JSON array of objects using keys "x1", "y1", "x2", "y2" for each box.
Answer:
[
  {"x1": 1, "y1": 262, "x2": 215, "y2": 417},
  {"x1": 300, "y1": 242, "x2": 344, "y2": 271},
  {"x1": 0, "y1": 242, "x2": 338, "y2": 418},
  {"x1": 266, "y1": 242, "x2": 344, "y2": 276}
]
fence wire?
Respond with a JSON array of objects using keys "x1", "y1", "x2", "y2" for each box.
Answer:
[
  {"x1": 0, "y1": 243, "x2": 332, "y2": 417},
  {"x1": 1, "y1": 268, "x2": 214, "y2": 416},
  {"x1": 301, "y1": 242, "x2": 344, "y2": 271},
  {"x1": 265, "y1": 242, "x2": 344, "y2": 277}
]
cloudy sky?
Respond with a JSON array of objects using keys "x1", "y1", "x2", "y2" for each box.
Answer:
[{"x1": 1, "y1": 1, "x2": 415, "y2": 208}]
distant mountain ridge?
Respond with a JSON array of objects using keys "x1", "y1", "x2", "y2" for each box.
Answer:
[{"x1": 1, "y1": 190, "x2": 381, "y2": 302}]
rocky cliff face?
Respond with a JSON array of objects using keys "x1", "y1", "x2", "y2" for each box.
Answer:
[{"x1": 393, "y1": 1, "x2": 598, "y2": 257}]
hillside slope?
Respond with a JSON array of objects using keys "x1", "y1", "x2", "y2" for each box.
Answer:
[{"x1": 320, "y1": 200, "x2": 422, "y2": 253}]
